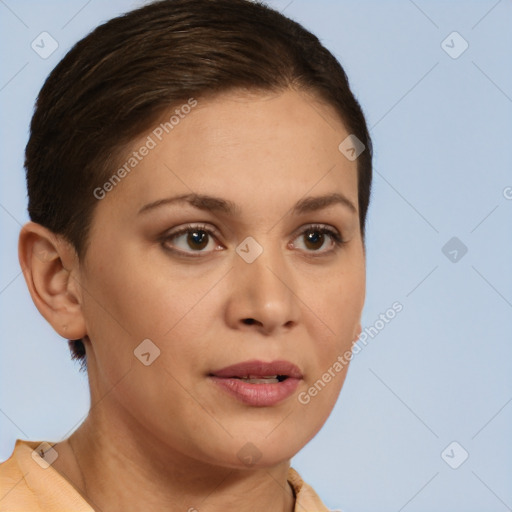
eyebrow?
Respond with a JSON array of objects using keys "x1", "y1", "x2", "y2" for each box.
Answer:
[{"x1": 138, "y1": 192, "x2": 357, "y2": 216}]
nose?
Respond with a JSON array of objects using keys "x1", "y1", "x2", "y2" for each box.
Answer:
[{"x1": 224, "y1": 242, "x2": 300, "y2": 335}]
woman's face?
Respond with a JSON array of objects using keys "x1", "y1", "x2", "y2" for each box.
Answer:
[{"x1": 78, "y1": 88, "x2": 366, "y2": 468}]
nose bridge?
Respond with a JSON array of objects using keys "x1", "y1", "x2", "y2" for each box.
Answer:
[{"x1": 231, "y1": 235, "x2": 299, "y2": 331}]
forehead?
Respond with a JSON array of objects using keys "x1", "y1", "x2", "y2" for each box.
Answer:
[{"x1": 96, "y1": 88, "x2": 358, "y2": 217}]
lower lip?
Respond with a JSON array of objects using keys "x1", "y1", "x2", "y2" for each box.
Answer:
[{"x1": 209, "y1": 376, "x2": 300, "y2": 406}]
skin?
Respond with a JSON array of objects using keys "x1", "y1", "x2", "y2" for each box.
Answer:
[{"x1": 19, "y1": 88, "x2": 366, "y2": 512}]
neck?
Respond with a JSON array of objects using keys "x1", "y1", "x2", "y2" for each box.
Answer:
[{"x1": 53, "y1": 405, "x2": 295, "y2": 512}]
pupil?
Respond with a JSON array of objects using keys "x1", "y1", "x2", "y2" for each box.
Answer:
[
  {"x1": 305, "y1": 230, "x2": 323, "y2": 250},
  {"x1": 188, "y1": 230, "x2": 208, "y2": 250}
]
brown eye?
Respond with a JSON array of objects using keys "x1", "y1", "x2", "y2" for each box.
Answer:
[
  {"x1": 291, "y1": 224, "x2": 344, "y2": 254},
  {"x1": 186, "y1": 229, "x2": 209, "y2": 250},
  {"x1": 303, "y1": 229, "x2": 325, "y2": 250},
  {"x1": 163, "y1": 224, "x2": 222, "y2": 256}
]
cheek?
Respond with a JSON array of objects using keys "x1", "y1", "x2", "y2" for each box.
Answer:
[
  {"x1": 80, "y1": 248, "x2": 220, "y2": 377},
  {"x1": 82, "y1": 249, "x2": 185, "y2": 338},
  {"x1": 307, "y1": 267, "x2": 364, "y2": 343},
  {"x1": 299, "y1": 260, "x2": 364, "y2": 411}
]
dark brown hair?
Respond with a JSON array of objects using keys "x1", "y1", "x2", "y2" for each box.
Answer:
[{"x1": 25, "y1": 0, "x2": 373, "y2": 368}]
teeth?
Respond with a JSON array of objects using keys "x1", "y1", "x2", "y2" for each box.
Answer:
[
  {"x1": 240, "y1": 377, "x2": 279, "y2": 384},
  {"x1": 226, "y1": 375, "x2": 288, "y2": 384}
]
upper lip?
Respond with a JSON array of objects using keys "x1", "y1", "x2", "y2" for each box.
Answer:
[{"x1": 210, "y1": 359, "x2": 302, "y2": 379}]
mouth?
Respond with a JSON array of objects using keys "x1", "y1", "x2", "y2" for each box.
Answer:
[
  {"x1": 209, "y1": 359, "x2": 302, "y2": 380},
  {"x1": 208, "y1": 360, "x2": 302, "y2": 407}
]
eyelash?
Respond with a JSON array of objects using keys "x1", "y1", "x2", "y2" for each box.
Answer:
[{"x1": 161, "y1": 223, "x2": 347, "y2": 258}]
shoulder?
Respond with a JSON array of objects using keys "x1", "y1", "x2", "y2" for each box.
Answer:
[
  {"x1": 0, "y1": 439, "x2": 42, "y2": 510},
  {"x1": 0, "y1": 440, "x2": 93, "y2": 512},
  {"x1": 288, "y1": 466, "x2": 339, "y2": 512}
]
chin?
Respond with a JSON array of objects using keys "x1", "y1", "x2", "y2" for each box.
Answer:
[{"x1": 195, "y1": 435, "x2": 299, "y2": 470}]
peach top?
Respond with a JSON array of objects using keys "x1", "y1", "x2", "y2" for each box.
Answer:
[{"x1": 0, "y1": 439, "x2": 332, "y2": 511}]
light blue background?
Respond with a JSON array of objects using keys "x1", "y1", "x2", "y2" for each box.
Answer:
[{"x1": 1, "y1": 1, "x2": 511, "y2": 511}]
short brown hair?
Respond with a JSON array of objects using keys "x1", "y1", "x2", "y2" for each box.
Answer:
[{"x1": 25, "y1": 0, "x2": 373, "y2": 368}]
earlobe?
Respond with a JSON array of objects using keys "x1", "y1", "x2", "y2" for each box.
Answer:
[{"x1": 18, "y1": 222, "x2": 87, "y2": 340}]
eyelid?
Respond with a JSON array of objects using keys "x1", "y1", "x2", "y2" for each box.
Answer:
[
  {"x1": 164, "y1": 222, "x2": 221, "y2": 239},
  {"x1": 290, "y1": 222, "x2": 342, "y2": 240}
]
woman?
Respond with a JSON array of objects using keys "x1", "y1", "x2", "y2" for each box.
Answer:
[{"x1": 0, "y1": 0, "x2": 372, "y2": 510}]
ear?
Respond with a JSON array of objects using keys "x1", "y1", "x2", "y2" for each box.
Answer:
[{"x1": 18, "y1": 222, "x2": 86, "y2": 340}]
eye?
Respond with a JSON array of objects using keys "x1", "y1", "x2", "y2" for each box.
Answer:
[
  {"x1": 290, "y1": 224, "x2": 345, "y2": 254},
  {"x1": 161, "y1": 224, "x2": 223, "y2": 256},
  {"x1": 161, "y1": 223, "x2": 345, "y2": 257}
]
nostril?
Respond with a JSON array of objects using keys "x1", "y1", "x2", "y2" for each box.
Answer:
[{"x1": 243, "y1": 318, "x2": 256, "y2": 325}]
